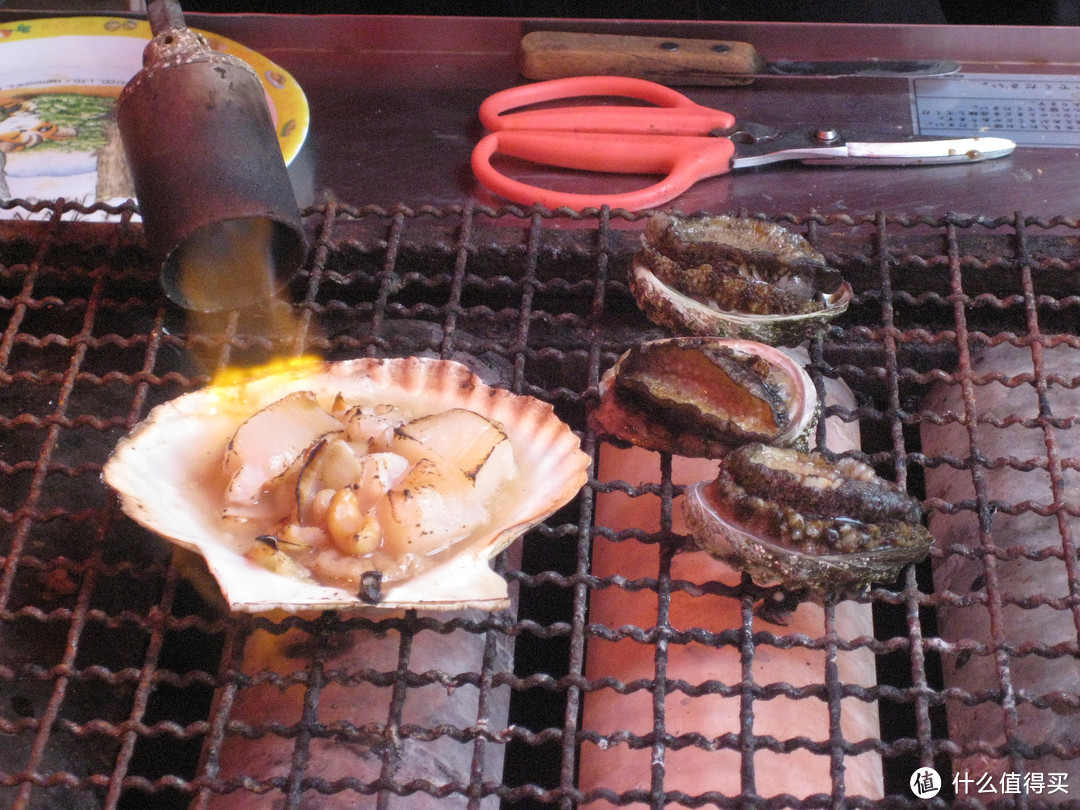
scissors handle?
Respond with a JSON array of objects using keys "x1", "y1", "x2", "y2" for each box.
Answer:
[
  {"x1": 479, "y1": 75, "x2": 735, "y2": 135},
  {"x1": 472, "y1": 130, "x2": 735, "y2": 211},
  {"x1": 474, "y1": 76, "x2": 737, "y2": 211}
]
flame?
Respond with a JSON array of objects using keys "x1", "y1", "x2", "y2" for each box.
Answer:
[
  {"x1": 208, "y1": 292, "x2": 323, "y2": 388},
  {"x1": 177, "y1": 217, "x2": 323, "y2": 389},
  {"x1": 211, "y1": 353, "x2": 323, "y2": 389}
]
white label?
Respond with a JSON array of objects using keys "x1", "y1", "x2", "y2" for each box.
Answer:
[{"x1": 911, "y1": 73, "x2": 1080, "y2": 147}]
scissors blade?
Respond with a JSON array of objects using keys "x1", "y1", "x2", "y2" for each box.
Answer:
[
  {"x1": 760, "y1": 58, "x2": 960, "y2": 79},
  {"x1": 731, "y1": 136, "x2": 1016, "y2": 169}
]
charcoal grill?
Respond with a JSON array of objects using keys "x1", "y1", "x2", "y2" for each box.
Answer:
[{"x1": 1, "y1": 196, "x2": 1079, "y2": 809}]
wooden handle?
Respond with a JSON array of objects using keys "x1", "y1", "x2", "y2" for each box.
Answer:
[{"x1": 519, "y1": 31, "x2": 766, "y2": 86}]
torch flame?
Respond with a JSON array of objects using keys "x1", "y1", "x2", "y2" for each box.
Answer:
[
  {"x1": 178, "y1": 217, "x2": 322, "y2": 388},
  {"x1": 211, "y1": 353, "x2": 323, "y2": 389}
]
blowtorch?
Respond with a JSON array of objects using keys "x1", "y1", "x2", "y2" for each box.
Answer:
[{"x1": 117, "y1": 0, "x2": 307, "y2": 313}]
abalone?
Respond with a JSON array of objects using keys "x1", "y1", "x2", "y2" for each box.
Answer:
[
  {"x1": 588, "y1": 337, "x2": 819, "y2": 458},
  {"x1": 683, "y1": 442, "x2": 933, "y2": 594},
  {"x1": 631, "y1": 213, "x2": 852, "y2": 345}
]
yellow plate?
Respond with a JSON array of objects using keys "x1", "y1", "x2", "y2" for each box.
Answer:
[{"x1": 0, "y1": 16, "x2": 309, "y2": 210}]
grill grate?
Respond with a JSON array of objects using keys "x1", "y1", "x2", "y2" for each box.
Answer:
[{"x1": 1, "y1": 201, "x2": 1079, "y2": 809}]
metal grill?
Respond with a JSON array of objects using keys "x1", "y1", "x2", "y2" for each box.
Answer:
[{"x1": 2, "y1": 201, "x2": 1079, "y2": 809}]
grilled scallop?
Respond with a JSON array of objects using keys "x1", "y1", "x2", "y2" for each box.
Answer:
[{"x1": 103, "y1": 357, "x2": 590, "y2": 612}]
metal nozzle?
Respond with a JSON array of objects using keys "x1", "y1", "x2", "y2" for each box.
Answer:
[{"x1": 117, "y1": 0, "x2": 307, "y2": 312}]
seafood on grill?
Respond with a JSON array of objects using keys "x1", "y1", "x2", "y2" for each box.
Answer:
[
  {"x1": 589, "y1": 336, "x2": 819, "y2": 458},
  {"x1": 631, "y1": 213, "x2": 852, "y2": 345},
  {"x1": 102, "y1": 356, "x2": 590, "y2": 612},
  {"x1": 683, "y1": 442, "x2": 933, "y2": 594}
]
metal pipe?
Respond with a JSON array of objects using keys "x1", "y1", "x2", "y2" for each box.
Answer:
[
  {"x1": 117, "y1": 0, "x2": 307, "y2": 312},
  {"x1": 146, "y1": 0, "x2": 185, "y2": 36}
]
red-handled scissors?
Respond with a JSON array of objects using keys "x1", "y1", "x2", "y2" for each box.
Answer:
[
  {"x1": 471, "y1": 75, "x2": 1016, "y2": 212},
  {"x1": 472, "y1": 76, "x2": 736, "y2": 212}
]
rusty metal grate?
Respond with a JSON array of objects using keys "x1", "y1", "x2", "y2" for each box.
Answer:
[{"x1": 1, "y1": 201, "x2": 1079, "y2": 809}]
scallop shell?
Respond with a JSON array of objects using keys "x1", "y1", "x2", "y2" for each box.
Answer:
[
  {"x1": 631, "y1": 214, "x2": 853, "y2": 346},
  {"x1": 102, "y1": 357, "x2": 590, "y2": 613}
]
